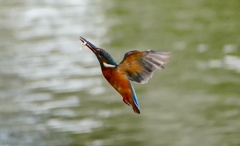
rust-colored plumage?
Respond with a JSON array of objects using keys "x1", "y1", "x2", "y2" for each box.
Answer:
[
  {"x1": 102, "y1": 67, "x2": 140, "y2": 113},
  {"x1": 79, "y1": 37, "x2": 170, "y2": 114}
]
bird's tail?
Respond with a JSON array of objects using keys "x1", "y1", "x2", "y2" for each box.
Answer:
[{"x1": 129, "y1": 83, "x2": 140, "y2": 114}]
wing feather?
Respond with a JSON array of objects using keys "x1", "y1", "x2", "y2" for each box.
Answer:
[{"x1": 117, "y1": 50, "x2": 170, "y2": 84}]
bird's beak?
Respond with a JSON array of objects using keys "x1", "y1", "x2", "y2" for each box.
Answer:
[{"x1": 79, "y1": 37, "x2": 98, "y2": 53}]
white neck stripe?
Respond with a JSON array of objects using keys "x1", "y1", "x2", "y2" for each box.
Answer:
[{"x1": 103, "y1": 63, "x2": 116, "y2": 68}]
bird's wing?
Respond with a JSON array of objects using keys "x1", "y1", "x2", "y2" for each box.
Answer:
[{"x1": 117, "y1": 50, "x2": 170, "y2": 84}]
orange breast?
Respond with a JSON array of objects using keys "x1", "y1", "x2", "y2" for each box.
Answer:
[{"x1": 101, "y1": 68, "x2": 132, "y2": 99}]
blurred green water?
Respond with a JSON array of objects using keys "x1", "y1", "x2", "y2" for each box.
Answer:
[
  {"x1": 0, "y1": 0, "x2": 240, "y2": 146},
  {"x1": 102, "y1": 1, "x2": 240, "y2": 146}
]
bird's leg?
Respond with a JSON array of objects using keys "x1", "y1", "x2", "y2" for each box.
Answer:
[{"x1": 123, "y1": 97, "x2": 131, "y2": 106}]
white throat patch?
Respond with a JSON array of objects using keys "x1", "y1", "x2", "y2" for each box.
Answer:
[{"x1": 103, "y1": 63, "x2": 116, "y2": 68}]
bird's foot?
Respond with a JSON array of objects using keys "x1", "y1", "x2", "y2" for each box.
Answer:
[{"x1": 123, "y1": 98, "x2": 131, "y2": 106}]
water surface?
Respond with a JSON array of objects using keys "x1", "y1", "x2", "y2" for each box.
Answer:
[{"x1": 0, "y1": 0, "x2": 240, "y2": 146}]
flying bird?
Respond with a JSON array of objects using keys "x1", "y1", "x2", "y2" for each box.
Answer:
[{"x1": 79, "y1": 37, "x2": 170, "y2": 114}]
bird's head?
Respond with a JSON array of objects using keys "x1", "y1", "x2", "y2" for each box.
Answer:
[{"x1": 79, "y1": 37, "x2": 117, "y2": 68}]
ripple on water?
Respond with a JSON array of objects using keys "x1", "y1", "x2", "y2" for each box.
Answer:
[
  {"x1": 15, "y1": 93, "x2": 53, "y2": 102},
  {"x1": 87, "y1": 86, "x2": 105, "y2": 95},
  {"x1": 27, "y1": 77, "x2": 102, "y2": 93},
  {"x1": 20, "y1": 96, "x2": 79, "y2": 114},
  {"x1": 53, "y1": 109, "x2": 76, "y2": 117},
  {"x1": 223, "y1": 55, "x2": 240, "y2": 73},
  {"x1": 223, "y1": 44, "x2": 237, "y2": 54},
  {"x1": 195, "y1": 44, "x2": 240, "y2": 73},
  {"x1": 197, "y1": 44, "x2": 208, "y2": 53},
  {"x1": 46, "y1": 118, "x2": 102, "y2": 134},
  {"x1": 172, "y1": 41, "x2": 187, "y2": 50},
  {"x1": 197, "y1": 56, "x2": 240, "y2": 73}
]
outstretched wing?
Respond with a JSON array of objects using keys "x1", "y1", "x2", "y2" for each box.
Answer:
[{"x1": 117, "y1": 50, "x2": 170, "y2": 84}]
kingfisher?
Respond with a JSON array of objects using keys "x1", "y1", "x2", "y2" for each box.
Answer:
[{"x1": 79, "y1": 37, "x2": 170, "y2": 114}]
